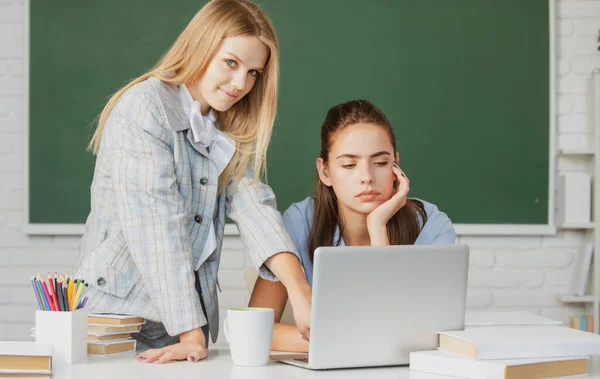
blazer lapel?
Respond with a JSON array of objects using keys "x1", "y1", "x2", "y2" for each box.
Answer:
[{"x1": 148, "y1": 77, "x2": 209, "y2": 157}]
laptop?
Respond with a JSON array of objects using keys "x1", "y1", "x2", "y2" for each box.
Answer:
[{"x1": 278, "y1": 244, "x2": 469, "y2": 370}]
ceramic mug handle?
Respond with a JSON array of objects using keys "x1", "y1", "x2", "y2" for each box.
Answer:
[{"x1": 223, "y1": 318, "x2": 229, "y2": 342}]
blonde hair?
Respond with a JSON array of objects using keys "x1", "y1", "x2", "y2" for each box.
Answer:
[{"x1": 88, "y1": 0, "x2": 279, "y2": 192}]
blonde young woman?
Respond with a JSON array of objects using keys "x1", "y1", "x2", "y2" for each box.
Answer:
[
  {"x1": 249, "y1": 100, "x2": 455, "y2": 352},
  {"x1": 75, "y1": 0, "x2": 311, "y2": 364}
]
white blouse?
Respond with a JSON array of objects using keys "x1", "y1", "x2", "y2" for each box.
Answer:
[{"x1": 179, "y1": 84, "x2": 236, "y2": 270}]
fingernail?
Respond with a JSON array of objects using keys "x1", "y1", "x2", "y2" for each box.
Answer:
[{"x1": 188, "y1": 356, "x2": 196, "y2": 362}]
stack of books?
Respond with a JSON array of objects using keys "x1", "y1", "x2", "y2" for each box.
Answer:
[
  {"x1": 0, "y1": 341, "x2": 52, "y2": 378},
  {"x1": 87, "y1": 313, "x2": 145, "y2": 356},
  {"x1": 570, "y1": 315, "x2": 594, "y2": 332},
  {"x1": 410, "y1": 311, "x2": 600, "y2": 379}
]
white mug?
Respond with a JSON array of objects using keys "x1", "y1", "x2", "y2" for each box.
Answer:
[{"x1": 224, "y1": 307, "x2": 274, "y2": 366}]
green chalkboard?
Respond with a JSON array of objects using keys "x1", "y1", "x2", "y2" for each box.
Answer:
[{"x1": 29, "y1": 0, "x2": 550, "y2": 225}]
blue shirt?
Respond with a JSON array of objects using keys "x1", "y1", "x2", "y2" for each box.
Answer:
[{"x1": 282, "y1": 197, "x2": 456, "y2": 286}]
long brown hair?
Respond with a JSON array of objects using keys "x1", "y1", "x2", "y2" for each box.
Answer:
[
  {"x1": 88, "y1": 0, "x2": 279, "y2": 193},
  {"x1": 308, "y1": 100, "x2": 427, "y2": 263}
]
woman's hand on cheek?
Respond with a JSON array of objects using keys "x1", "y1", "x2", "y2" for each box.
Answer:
[{"x1": 366, "y1": 163, "x2": 410, "y2": 240}]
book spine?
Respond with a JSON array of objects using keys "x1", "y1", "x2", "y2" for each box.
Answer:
[
  {"x1": 478, "y1": 340, "x2": 600, "y2": 360},
  {"x1": 410, "y1": 353, "x2": 500, "y2": 379}
]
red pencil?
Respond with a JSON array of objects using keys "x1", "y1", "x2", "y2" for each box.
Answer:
[
  {"x1": 47, "y1": 273, "x2": 60, "y2": 311},
  {"x1": 40, "y1": 278, "x2": 55, "y2": 311}
]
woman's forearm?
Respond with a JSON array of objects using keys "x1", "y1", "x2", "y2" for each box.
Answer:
[
  {"x1": 264, "y1": 252, "x2": 311, "y2": 296},
  {"x1": 368, "y1": 224, "x2": 390, "y2": 246},
  {"x1": 264, "y1": 252, "x2": 312, "y2": 340},
  {"x1": 272, "y1": 323, "x2": 309, "y2": 352}
]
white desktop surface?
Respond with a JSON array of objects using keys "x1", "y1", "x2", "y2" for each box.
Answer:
[{"x1": 49, "y1": 349, "x2": 600, "y2": 379}]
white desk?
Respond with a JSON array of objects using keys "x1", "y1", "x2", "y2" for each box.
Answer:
[{"x1": 50, "y1": 349, "x2": 600, "y2": 379}]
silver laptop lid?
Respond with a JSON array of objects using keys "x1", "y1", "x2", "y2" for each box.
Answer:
[{"x1": 308, "y1": 244, "x2": 469, "y2": 369}]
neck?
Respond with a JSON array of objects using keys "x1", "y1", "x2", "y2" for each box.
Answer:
[
  {"x1": 338, "y1": 204, "x2": 371, "y2": 246},
  {"x1": 186, "y1": 84, "x2": 211, "y2": 115}
]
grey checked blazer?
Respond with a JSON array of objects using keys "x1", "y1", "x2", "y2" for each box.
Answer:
[{"x1": 75, "y1": 77, "x2": 298, "y2": 342}]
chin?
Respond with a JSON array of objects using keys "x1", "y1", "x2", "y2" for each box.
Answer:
[
  {"x1": 207, "y1": 101, "x2": 232, "y2": 112},
  {"x1": 352, "y1": 202, "x2": 383, "y2": 215}
]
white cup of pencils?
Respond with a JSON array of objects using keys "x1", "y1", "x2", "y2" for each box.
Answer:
[
  {"x1": 33, "y1": 272, "x2": 89, "y2": 366},
  {"x1": 31, "y1": 273, "x2": 88, "y2": 311}
]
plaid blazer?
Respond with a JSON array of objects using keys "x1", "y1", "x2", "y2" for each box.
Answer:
[{"x1": 75, "y1": 77, "x2": 297, "y2": 342}]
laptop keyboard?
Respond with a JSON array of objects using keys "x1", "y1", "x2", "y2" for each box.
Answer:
[{"x1": 294, "y1": 358, "x2": 309, "y2": 363}]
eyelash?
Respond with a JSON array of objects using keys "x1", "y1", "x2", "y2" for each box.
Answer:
[
  {"x1": 225, "y1": 59, "x2": 260, "y2": 77},
  {"x1": 341, "y1": 162, "x2": 388, "y2": 169}
]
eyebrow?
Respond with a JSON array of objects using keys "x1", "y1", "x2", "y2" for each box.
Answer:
[
  {"x1": 335, "y1": 151, "x2": 392, "y2": 160},
  {"x1": 225, "y1": 52, "x2": 264, "y2": 72}
]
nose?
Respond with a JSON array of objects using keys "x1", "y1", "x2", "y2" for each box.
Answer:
[
  {"x1": 231, "y1": 71, "x2": 246, "y2": 92},
  {"x1": 359, "y1": 165, "x2": 375, "y2": 185}
]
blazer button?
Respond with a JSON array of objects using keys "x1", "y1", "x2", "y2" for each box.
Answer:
[
  {"x1": 97, "y1": 277, "x2": 106, "y2": 286},
  {"x1": 200, "y1": 177, "x2": 209, "y2": 185},
  {"x1": 194, "y1": 214, "x2": 202, "y2": 223}
]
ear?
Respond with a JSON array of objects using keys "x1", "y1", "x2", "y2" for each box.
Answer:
[
  {"x1": 316, "y1": 157, "x2": 333, "y2": 187},
  {"x1": 395, "y1": 152, "x2": 400, "y2": 165}
]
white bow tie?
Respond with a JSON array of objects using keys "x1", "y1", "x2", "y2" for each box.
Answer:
[{"x1": 180, "y1": 85, "x2": 236, "y2": 176}]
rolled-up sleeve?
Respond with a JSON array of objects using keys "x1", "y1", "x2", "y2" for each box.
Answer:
[
  {"x1": 108, "y1": 109, "x2": 205, "y2": 336},
  {"x1": 225, "y1": 169, "x2": 299, "y2": 281}
]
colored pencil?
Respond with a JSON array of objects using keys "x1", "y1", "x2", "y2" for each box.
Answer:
[{"x1": 31, "y1": 277, "x2": 43, "y2": 310}]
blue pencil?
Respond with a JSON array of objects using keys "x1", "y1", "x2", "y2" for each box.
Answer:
[
  {"x1": 34, "y1": 277, "x2": 47, "y2": 311},
  {"x1": 30, "y1": 277, "x2": 43, "y2": 310},
  {"x1": 36, "y1": 277, "x2": 50, "y2": 311}
]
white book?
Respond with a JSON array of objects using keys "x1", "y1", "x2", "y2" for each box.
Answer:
[
  {"x1": 88, "y1": 313, "x2": 140, "y2": 318},
  {"x1": 87, "y1": 313, "x2": 146, "y2": 326},
  {"x1": 0, "y1": 369, "x2": 52, "y2": 375},
  {"x1": 87, "y1": 331, "x2": 137, "y2": 337},
  {"x1": 0, "y1": 341, "x2": 52, "y2": 357},
  {"x1": 438, "y1": 326, "x2": 600, "y2": 360},
  {"x1": 87, "y1": 339, "x2": 136, "y2": 355},
  {"x1": 465, "y1": 311, "x2": 562, "y2": 328},
  {"x1": 410, "y1": 350, "x2": 588, "y2": 379},
  {"x1": 87, "y1": 338, "x2": 133, "y2": 345},
  {"x1": 0, "y1": 341, "x2": 53, "y2": 376},
  {"x1": 87, "y1": 321, "x2": 145, "y2": 326},
  {"x1": 556, "y1": 173, "x2": 592, "y2": 225},
  {"x1": 570, "y1": 243, "x2": 594, "y2": 296}
]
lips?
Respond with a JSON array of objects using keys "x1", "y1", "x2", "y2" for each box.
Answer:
[
  {"x1": 220, "y1": 87, "x2": 238, "y2": 100},
  {"x1": 357, "y1": 190, "x2": 380, "y2": 197}
]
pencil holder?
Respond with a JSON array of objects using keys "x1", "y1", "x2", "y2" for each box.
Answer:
[{"x1": 35, "y1": 308, "x2": 88, "y2": 366}]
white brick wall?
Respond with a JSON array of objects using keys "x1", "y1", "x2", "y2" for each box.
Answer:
[{"x1": 0, "y1": 0, "x2": 598, "y2": 347}]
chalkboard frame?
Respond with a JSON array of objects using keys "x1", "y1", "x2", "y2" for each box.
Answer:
[{"x1": 23, "y1": 0, "x2": 558, "y2": 236}]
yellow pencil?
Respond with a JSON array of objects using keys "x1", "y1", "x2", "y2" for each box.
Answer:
[
  {"x1": 70, "y1": 278, "x2": 79, "y2": 311},
  {"x1": 67, "y1": 276, "x2": 74, "y2": 310},
  {"x1": 73, "y1": 281, "x2": 85, "y2": 310}
]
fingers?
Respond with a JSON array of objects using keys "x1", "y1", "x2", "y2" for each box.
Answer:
[
  {"x1": 155, "y1": 351, "x2": 174, "y2": 364},
  {"x1": 299, "y1": 326, "x2": 310, "y2": 341},
  {"x1": 135, "y1": 348, "x2": 163, "y2": 364},
  {"x1": 392, "y1": 163, "x2": 410, "y2": 196},
  {"x1": 187, "y1": 346, "x2": 208, "y2": 363}
]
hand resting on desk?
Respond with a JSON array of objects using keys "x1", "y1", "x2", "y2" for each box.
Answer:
[{"x1": 134, "y1": 328, "x2": 208, "y2": 364}]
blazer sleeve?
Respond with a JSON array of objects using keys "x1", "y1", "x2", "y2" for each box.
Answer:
[
  {"x1": 106, "y1": 105, "x2": 205, "y2": 336},
  {"x1": 225, "y1": 167, "x2": 300, "y2": 282}
]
